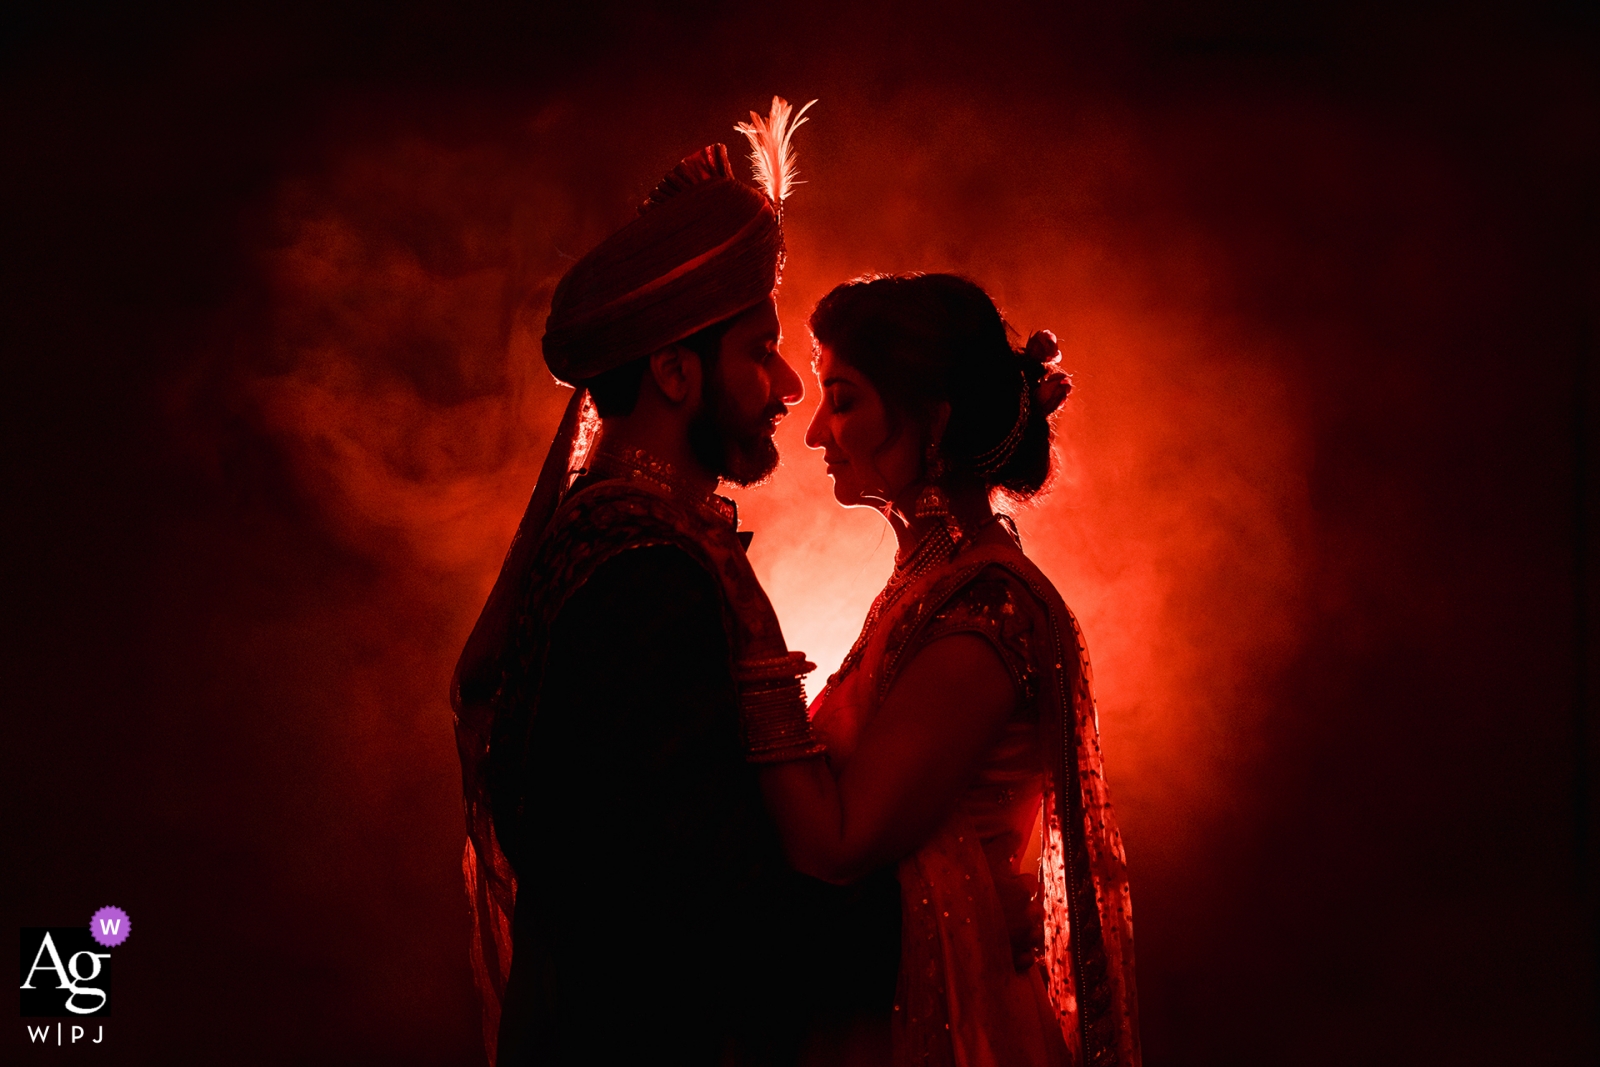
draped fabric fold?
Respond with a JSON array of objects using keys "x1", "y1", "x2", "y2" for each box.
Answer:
[
  {"x1": 451, "y1": 387, "x2": 591, "y2": 1060},
  {"x1": 1034, "y1": 578, "x2": 1141, "y2": 1067}
]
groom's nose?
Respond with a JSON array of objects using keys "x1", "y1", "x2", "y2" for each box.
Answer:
[{"x1": 771, "y1": 351, "x2": 804, "y2": 405}]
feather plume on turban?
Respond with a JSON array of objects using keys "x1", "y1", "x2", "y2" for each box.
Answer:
[
  {"x1": 541, "y1": 144, "x2": 782, "y2": 384},
  {"x1": 541, "y1": 96, "x2": 814, "y2": 382}
]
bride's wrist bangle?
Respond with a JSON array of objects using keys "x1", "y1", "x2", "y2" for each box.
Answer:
[{"x1": 736, "y1": 654, "x2": 825, "y2": 763}]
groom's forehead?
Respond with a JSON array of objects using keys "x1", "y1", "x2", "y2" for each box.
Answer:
[{"x1": 726, "y1": 301, "x2": 781, "y2": 346}]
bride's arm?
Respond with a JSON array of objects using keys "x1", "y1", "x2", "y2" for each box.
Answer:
[{"x1": 759, "y1": 633, "x2": 1016, "y2": 885}]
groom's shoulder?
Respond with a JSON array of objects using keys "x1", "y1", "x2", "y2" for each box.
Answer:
[
  {"x1": 550, "y1": 483, "x2": 726, "y2": 607},
  {"x1": 534, "y1": 478, "x2": 746, "y2": 644},
  {"x1": 553, "y1": 477, "x2": 689, "y2": 537},
  {"x1": 537, "y1": 479, "x2": 714, "y2": 575}
]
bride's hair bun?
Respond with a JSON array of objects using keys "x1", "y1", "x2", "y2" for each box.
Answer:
[
  {"x1": 1023, "y1": 329, "x2": 1073, "y2": 417},
  {"x1": 808, "y1": 273, "x2": 1070, "y2": 501}
]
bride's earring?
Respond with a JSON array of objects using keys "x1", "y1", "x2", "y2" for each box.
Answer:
[{"x1": 913, "y1": 442, "x2": 963, "y2": 545}]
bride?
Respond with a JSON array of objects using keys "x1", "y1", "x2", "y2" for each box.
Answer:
[{"x1": 756, "y1": 273, "x2": 1141, "y2": 1067}]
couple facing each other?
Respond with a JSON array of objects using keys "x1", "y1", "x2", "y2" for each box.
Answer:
[{"x1": 452, "y1": 101, "x2": 1139, "y2": 1067}]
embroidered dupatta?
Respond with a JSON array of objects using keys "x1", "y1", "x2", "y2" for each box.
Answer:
[{"x1": 822, "y1": 540, "x2": 1140, "y2": 1067}]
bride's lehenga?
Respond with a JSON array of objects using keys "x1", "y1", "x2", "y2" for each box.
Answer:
[{"x1": 811, "y1": 531, "x2": 1140, "y2": 1067}]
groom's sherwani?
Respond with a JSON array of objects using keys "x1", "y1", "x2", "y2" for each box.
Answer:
[{"x1": 488, "y1": 470, "x2": 812, "y2": 1064}]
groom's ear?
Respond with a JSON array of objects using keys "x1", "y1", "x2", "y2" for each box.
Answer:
[{"x1": 647, "y1": 344, "x2": 702, "y2": 406}]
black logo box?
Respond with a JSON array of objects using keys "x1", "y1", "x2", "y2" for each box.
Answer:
[{"x1": 20, "y1": 928, "x2": 111, "y2": 1018}]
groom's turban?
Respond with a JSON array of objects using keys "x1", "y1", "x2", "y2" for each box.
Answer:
[{"x1": 541, "y1": 144, "x2": 782, "y2": 385}]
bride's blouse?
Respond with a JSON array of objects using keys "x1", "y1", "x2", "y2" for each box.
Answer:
[
  {"x1": 800, "y1": 524, "x2": 1139, "y2": 1067},
  {"x1": 812, "y1": 554, "x2": 1054, "y2": 978},
  {"x1": 805, "y1": 529, "x2": 1139, "y2": 1067}
]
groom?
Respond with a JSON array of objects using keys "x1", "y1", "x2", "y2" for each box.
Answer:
[{"x1": 452, "y1": 129, "x2": 831, "y2": 1065}]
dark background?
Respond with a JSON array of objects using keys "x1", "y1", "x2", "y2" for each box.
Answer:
[{"x1": 6, "y1": 1, "x2": 1597, "y2": 1063}]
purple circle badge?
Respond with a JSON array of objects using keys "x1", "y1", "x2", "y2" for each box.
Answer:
[{"x1": 90, "y1": 906, "x2": 130, "y2": 948}]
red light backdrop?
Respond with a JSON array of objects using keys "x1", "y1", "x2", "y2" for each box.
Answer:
[{"x1": 212, "y1": 80, "x2": 1321, "y2": 946}]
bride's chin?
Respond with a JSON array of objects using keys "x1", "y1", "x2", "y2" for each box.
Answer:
[{"x1": 838, "y1": 489, "x2": 885, "y2": 511}]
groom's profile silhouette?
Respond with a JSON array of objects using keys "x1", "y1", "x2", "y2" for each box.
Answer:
[{"x1": 451, "y1": 110, "x2": 895, "y2": 1066}]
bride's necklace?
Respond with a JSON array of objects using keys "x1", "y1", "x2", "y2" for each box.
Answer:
[
  {"x1": 824, "y1": 512, "x2": 1008, "y2": 691},
  {"x1": 826, "y1": 522, "x2": 957, "y2": 688}
]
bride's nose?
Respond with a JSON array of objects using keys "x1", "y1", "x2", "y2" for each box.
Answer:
[{"x1": 804, "y1": 399, "x2": 828, "y2": 450}]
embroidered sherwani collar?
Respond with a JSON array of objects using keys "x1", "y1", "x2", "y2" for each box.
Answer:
[{"x1": 583, "y1": 446, "x2": 739, "y2": 529}]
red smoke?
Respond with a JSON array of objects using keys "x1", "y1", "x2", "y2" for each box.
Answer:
[{"x1": 205, "y1": 84, "x2": 1320, "y2": 890}]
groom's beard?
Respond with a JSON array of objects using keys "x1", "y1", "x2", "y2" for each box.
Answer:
[{"x1": 689, "y1": 381, "x2": 784, "y2": 488}]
